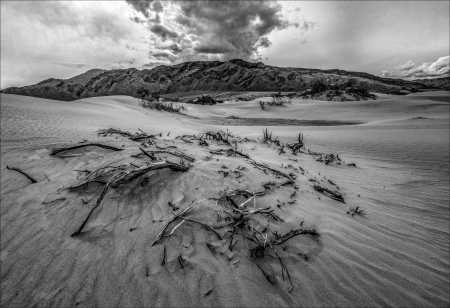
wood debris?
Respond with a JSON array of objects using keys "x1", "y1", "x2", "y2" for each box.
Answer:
[{"x1": 6, "y1": 165, "x2": 38, "y2": 183}]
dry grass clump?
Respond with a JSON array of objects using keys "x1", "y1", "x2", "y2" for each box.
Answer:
[
  {"x1": 204, "y1": 129, "x2": 236, "y2": 145},
  {"x1": 286, "y1": 132, "x2": 304, "y2": 155},
  {"x1": 262, "y1": 128, "x2": 281, "y2": 146}
]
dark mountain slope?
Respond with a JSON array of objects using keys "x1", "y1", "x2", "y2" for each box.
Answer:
[
  {"x1": 2, "y1": 59, "x2": 437, "y2": 101},
  {"x1": 412, "y1": 76, "x2": 450, "y2": 90}
]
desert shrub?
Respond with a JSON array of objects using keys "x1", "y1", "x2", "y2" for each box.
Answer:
[
  {"x1": 310, "y1": 79, "x2": 328, "y2": 94},
  {"x1": 185, "y1": 95, "x2": 216, "y2": 105},
  {"x1": 348, "y1": 83, "x2": 370, "y2": 97},
  {"x1": 137, "y1": 88, "x2": 150, "y2": 99},
  {"x1": 268, "y1": 97, "x2": 290, "y2": 106},
  {"x1": 141, "y1": 100, "x2": 184, "y2": 113},
  {"x1": 343, "y1": 79, "x2": 373, "y2": 98},
  {"x1": 259, "y1": 101, "x2": 266, "y2": 110}
]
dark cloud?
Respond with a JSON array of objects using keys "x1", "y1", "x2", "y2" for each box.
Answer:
[
  {"x1": 127, "y1": 0, "x2": 297, "y2": 63},
  {"x1": 127, "y1": 0, "x2": 164, "y2": 24},
  {"x1": 257, "y1": 37, "x2": 271, "y2": 48},
  {"x1": 194, "y1": 43, "x2": 233, "y2": 54},
  {"x1": 125, "y1": 0, "x2": 153, "y2": 18},
  {"x1": 152, "y1": 52, "x2": 171, "y2": 58},
  {"x1": 150, "y1": 24, "x2": 178, "y2": 40},
  {"x1": 175, "y1": 1, "x2": 289, "y2": 60}
]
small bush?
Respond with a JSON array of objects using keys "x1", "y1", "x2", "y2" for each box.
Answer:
[
  {"x1": 259, "y1": 101, "x2": 266, "y2": 110},
  {"x1": 186, "y1": 95, "x2": 217, "y2": 105},
  {"x1": 269, "y1": 94, "x2": 290, "y2": 106},
  {"x1": 141, "y1": 99, "x2": 184, "y2": 113},
  {"x1": 310, "y1": 79, "x2": 328, "y2": 94}
]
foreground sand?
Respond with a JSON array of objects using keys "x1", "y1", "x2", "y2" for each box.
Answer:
[{"x1": 1, "y1": 92, "x2": 449, "y2": 307}]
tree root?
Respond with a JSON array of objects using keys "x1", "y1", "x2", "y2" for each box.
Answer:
[{"x1": 152, "y1": 206, "x2": 194, "y2": 246}]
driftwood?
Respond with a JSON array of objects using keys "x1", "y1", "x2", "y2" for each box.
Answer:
[
  {"x1": 248, "y1": 160, "x2": 294, "y2": 184},
  {"x1": 71, "y1": 176, "x2": 116, "y2": 236},
  {"x1": 113, "y1": 161, "x2": 189, "y2": 186},
  {"x1": 178, "y1": 255, "x2": 186, "y2": 269},
  {"x1": 139, "y1": 147, "x2": 156, "y2": 160},
  {"x1": 271, "y1": 228, "x2": 319, "y2": 246},
  {"x1": 256, "y1": 263, "x2": 276, "y2": 285},
  {"x1": 209, "y1": 148, "x2": 249, "y2": 159},
  {"x1": 50, "y1": 143, "x2": 123, "y2": 156},
  {"x1": 98, "y1": 128, "x2": 135, "y2": 138},
  {"x1": 228, "y1": 148, "x2": 250, "y2": 159},
  {"x1": 161, "y1": 245, "x2": 167, "y2": 266},
  {"x1": 313, "y1": 184, "x2": 345, "y2": 203},
  {"x1": 135, "y1": 149, "x2": 195, "y2": 162},
  {"x1": 227, "y1": 199, "x2": 283, "y2": 222},
  {"x1": 68, "y1": 165, "x2": 126, "y2": 190},
  {"x1": 275, "y1": 251, "x2": 293, "y2": 292},
  {"x1": 6, "y1": 165, "x2": 37, "y2": 183},
  {"x1": 154, "y1": 144, "x2": 177, "y2": 150},
  {"x1": 152, "y1": 206, "x2": 193, "y2": 246},
  {"x1": 71, "y1": 161, "x2": 190, "y2": 236},
  {"x1": 98, "y1": 128, "x2": 156, "y2": 141}
]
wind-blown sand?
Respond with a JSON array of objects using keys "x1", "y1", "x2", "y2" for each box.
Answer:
[{"x1": 1, "y1": 92, "x2": 449, "y2": 307}]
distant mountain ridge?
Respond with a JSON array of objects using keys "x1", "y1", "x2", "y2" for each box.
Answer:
[
  {"x1": 411, "y1": 76, "x2": 450, "y2": 90},
  {"x1": 2, "y1": 59, "x2": 448, "y2": 101}
]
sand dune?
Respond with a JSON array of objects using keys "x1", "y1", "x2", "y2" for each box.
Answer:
[{"x1": 1, "y1": 92, "x2": 449, "y2": 307}]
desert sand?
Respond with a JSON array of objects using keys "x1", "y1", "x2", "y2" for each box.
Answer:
[{"x1": 1, "y1": 91, "x2": 449, "y2": 308}]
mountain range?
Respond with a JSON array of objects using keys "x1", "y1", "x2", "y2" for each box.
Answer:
[{"x1": 2, "y1": 59, "x2": 449, "y2": 101}]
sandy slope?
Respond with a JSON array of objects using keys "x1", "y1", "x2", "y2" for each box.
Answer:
[{"x1": 1, "y1": 92, "x2": 449, "y2": 308}]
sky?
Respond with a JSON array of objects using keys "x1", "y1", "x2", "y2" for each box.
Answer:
[{"x1": 1, "y1": 0, "x2": 449, "y2": 88}]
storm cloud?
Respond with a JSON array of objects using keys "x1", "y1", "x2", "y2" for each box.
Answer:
[
  {"x1": 127, "y1": 0, "x2": 294, "y2": 63},
  {"x1": 125, "y1": 0, "x2": 153, "y2": 18},
  {"x1": 175, "y1": 1, "x2": 289, "y2": 59},
  {"x1": 194, "y1": 43, "x2": 233, "y2": 54}
]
